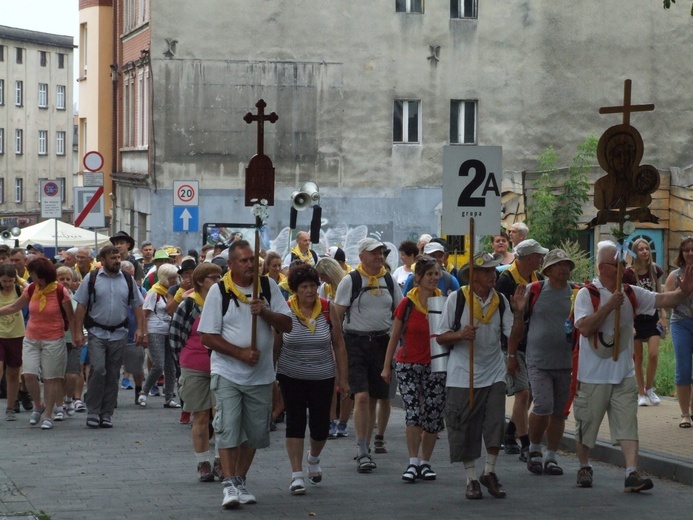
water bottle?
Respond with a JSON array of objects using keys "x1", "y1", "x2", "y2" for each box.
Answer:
[{"x1": 565, "y1": 318, "x2": 574, "y2": 342}]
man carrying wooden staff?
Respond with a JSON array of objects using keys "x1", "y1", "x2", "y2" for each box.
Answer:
[{"x1": 435, "y1": 252, "x2": 525, "y2": 500}]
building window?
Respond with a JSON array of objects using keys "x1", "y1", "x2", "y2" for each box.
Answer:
[
  {"x1": 58, "y1": 53, "x2": 65, "y2": 69},
  {"x1": 0, "y1": 79, "x2": 3, "y2": 105},
  {"x1": 396, "y1": 0, "x2": 424, "y2": 13},
  {"x1": 38, "y1": 130, "x2": 48, "y2": 155},
  {"x1": 137, "y1": 67, "x2": 149, "y2": 147},
  {"x1": 38, "y1": 83, "x2": 48, "y2": 108},
  {"x1": 56, "y1": 85, "x2": 66, "y2": 110},
  {"x1": 123, "y1": 75, "x2": 135, "y2": 147},
  {"x1": 15, "y1": 178, "x2": 23, "y2": 203},
  {"x1": 15, "y1": 81, "x2": 23, "y2": 107},
  {"x1": 56, "y1": 131, "x2": 66, "y2": 156},
  {"x1": 80, "y1": 23, "x2": 88, "y2": 76},
  {"x1": 39, "y1": 51, "x2": 47, "y2": 67},
  {"x1": 58, "y1": 177, "x2": 66, "y2": 203},
  {"x1": 16, "y1": 47, "x2": 23, "y2": 64},
  {"x1": 125, "y1": 0, "x2": 137, "y2": 31},
  {"x1": 451, "y1": 0, "x2": 478, "y2": 18},
  {"x1": 0, "y1": 179, "x2": 4, "y2": 204},
  {"x1": 14, "y1": 129, "x2": 23, "y2": 154},
  {"x1": 0, "y1": 128, "x2": 3, "y2": 155},
  {"x1": 0, "y1": 45, "x2": 4, "y2": 62},
  {"x1": 450, "y1": 100, "x2": 477, "y2": 144},
  {"x1": 393, "y1": 99, "x2": 421, "y2": 144}
]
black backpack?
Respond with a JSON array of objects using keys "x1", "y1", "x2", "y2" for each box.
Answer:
[
  {"x1": 83, "y1": 270, "x2": 135, "y2": 329},
  {"x1": 219, "y1": 276, "x2": 272, "y2": 316},
  {"x1": 346, "y1": 269, "x2": 395, "y2": 323}
]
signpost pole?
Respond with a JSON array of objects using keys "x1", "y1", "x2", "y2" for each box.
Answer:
[
  {"x1": 468, "y1": 217, "x2": 475, "y2": 409},
  {"x1": 55, "y1": 218, "x2": 58, "y2": 256}
]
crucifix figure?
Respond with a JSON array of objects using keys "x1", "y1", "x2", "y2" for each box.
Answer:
[{"x1": 244, "y1": 99, "x2": 278, "y2": 206}]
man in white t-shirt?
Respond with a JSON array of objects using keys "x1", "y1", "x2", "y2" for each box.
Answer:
[
  {"x1": 198, "y1": 240, "x2": 292, "y2": 509},
  {"x1": 573, "y1": 240, "x2": 693, "y2": 493}
]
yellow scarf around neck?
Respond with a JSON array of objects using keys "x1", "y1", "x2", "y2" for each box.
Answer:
[
  {"x1": 222, "y1": 271, "x2": 252, "y2": 304},
  {"x1": 31, "y1": 282, "x2": 58, "y2": 312},
  {"x1": 278, "y1": 278, "x2": 293, "y2": 296},
  {"x1": 150, "y1": 282, "x2": 169, "y2": 298},
  {"x1": 507, "y1": 262, "x2": 540, "y2": 285},
  {"x1": 462, "y1": 286, "x2": 500, "y2": 324},
  {"x1": 291, "y1": 245, "x2": 314, "y2": 264},
  {"x1": 188, "y1": 291, "x2": 205, "y2": 308},
  {"x1": 288, "y1": 294, "x2": 322, "y2": 333},
  {"x1": 355, "y1": 263, "x2": 387, "y2": 295},
  {"x1": 322, "y1": 283, "x2": 335, "y2": 300},
  {"x1": 406, "y1": 287, "x2": 442, "y2": 316}
]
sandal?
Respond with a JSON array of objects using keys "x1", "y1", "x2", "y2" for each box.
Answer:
[
  {"x1": 527, "y1": 451, "x2": 543, "y2": 475},
  {"x1": 290, "y1": 477, "x2": 306, "y2": 495},
  {"x1": 307, "y1": 451, "x2": 322, "y2": 484},
  {"x1": 402, "y1": 464, "x2": 418, "y2": 483},
  {"x1": 355, "y1": 454, "x2": 376, "y2": 473},
  {"x1": 680, "y1": 414, "x2": 692, "y2": 428},
  {"x1": 543, "y1": 460, "x2": 564, "y2": 476},
  {"x1": 418, "y1": 463, "x2": 436, "y2": 481}
]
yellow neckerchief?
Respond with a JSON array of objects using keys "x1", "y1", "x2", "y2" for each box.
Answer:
[
  {"x1": 323, "y1": 283, "x2": 335, "y2": 300},
  {"x1": 74, "y1": 262, "x2": 94, "y2": 282},
  {"x1": 222, "y1": 271, "x2": 253, "y2": 304},
  {"x1": 288, "y1": 294, "x2": 322, "y2": 333},
  {"x1": 22, "y1": 267, "x2": 29, "y2": 280},
  {"x1": 188, "y1": 291, "x2": 205, "y2": 308},
  {"x1": 174, "y1": 286, "x2": 187, "y2": 303},
  {"x1": 343, "y1": 263, "x2": 354, "y2": 273},
  {"x1": 506, "y1": 262, "x2": 540, "y2": 285},
  {"x1": 31, "y1": 281, "x2": 58, "y2": 312},
  {"x1": 150, "y1": 282, "x2": 169, "y2": 298},
  {"x1": 291, "y1": 245, "x2": 314, "y2": 264},
  {"x1": 278, "y1": 278, "x2": 293, "y2": 295},
  {"x1": 406, "y1": 287, "x2": 442, "y2": 316},
  {"x1": 355, "y1": 263, "x2": 387, "y2": 295},
  {"x1": 462, "y1": 286, "x2": 500, "y2": 324}
]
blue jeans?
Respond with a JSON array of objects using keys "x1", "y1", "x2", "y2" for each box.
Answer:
[{"x1": 671, "y1": 319, "x2": 693, "y2": 385}]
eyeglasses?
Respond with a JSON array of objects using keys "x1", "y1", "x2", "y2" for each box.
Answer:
[{"x1": 206, "y1": 275, "x2": 222, "y2": 281}]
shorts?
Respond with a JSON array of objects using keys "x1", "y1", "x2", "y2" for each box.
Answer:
[
  {"x1": 445, "y1": 382, "x2": 506, "y2": 462},
  {"x1": 179, "y1": 367, "x2": 215, "y2": 413},
  {"x1": 211, "y1": 374, "x2": 272, "y2": 450},
  {"x1": 123, "y1": 343, "x2": 145, "y2": 375},
  {"x1": 634, "y1": 312, "x2": 660, "y2": 340},
  {"x1": 572, "y1": 376, "x2": 638, "y2": 448},
  {"x1": 505, "y1": 350, "x2": 530, "y2": 396},
  {"x1": 344, "y1": 332, "x2": 390, "y2": 399},
  {"x1": 65, "y1": 343, "x2": 81, "y2": 375},
  {"x1": 22, "y1": 337, "x2": 67, "y2": 379},
  {"x1": 527, "y1": 365, "x2": 571, "y2": 419},
  {"x1": 0, "y1": 337, "x2": 23, "y2": 369}
]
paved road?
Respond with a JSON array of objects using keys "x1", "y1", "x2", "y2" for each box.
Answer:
[{"x1": 1, "y1": 388, "x2": 690, "y2": 520}]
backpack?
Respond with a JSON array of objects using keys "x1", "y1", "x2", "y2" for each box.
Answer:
[
  {"x1": 83, "y1": 270, "x2": 135, "y2": 330},
  {"x1": 219, "y1": 276, "x2": 272, "y2": 316},
  {"x1": 563, "y1": 282, "x2": 638, "y2": 416},
  {"x1": 291, "y1": 249, "x2": 318, "y2": 265},
  {"x1": 441, "y1": 270, "x2": 454, "y2": 295},
  {"x1": 451, "y1": 287, "x2": 506, "y2": 336},
  {"x1": 346, "y1": 269, "x2": 396, "y2": 323},
  {"x1": 26, "y1": 282, "x2": 69, "y2": 331}
]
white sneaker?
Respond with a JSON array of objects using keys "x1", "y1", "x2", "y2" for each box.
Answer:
[
  {"x1": 138, "y1": 394, "x2": 147, "y2": 407},
  {"x1": 646, "y1": 388, "x2": 661, "y2": 406},
  {"x1": 222, "y1": 481, "x2": 240, "y2": 509},
  {"x1": 637, "y1": 395, "x2": 650, "y2": 407},
  {"x1": 235, "y1": 477, "x2": 256, "y2": 504}
]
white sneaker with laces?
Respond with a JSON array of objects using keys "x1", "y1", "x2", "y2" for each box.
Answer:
[
  {"x1": 138, "y1": 394, "x2": 147, "y2": 407},
  {"x1": 646, "y1": 388, "x2": 661, "y2": 406},
  {"x1": 235, "y1": 477, "x2": 256, "y2": 504},
  {"x1": 222, "y1": 481, "x2": 240, "y2": 509},
  {"x1": 637, "y1": 395, "x2": 650, "y2": 407}
]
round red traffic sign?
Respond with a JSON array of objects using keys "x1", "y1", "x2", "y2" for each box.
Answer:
[
  {"x1": 43, "y1": 181, "x2": 59, "y2": 197},
  {"x1": 177, "y1": 184, "x2": 195, "y2": 203},
  {"x1": 83, "y1": 151, "x2": 104, "y2": 172}
]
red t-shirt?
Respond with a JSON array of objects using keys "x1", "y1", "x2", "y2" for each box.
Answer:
[{"x1": 394, "y1": 297, "x2": 431, "y2": 365}]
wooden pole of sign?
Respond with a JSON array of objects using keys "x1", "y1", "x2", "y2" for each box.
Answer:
[
  {"x1": 613, "y1": 208, "x2": 626, "y2": 361},
  {"x1": 468, "y1": 218, "x2": 475, "y2": 409},
  {"x1": 250, "y1": 220, "x2": 262, "y2": 351}
]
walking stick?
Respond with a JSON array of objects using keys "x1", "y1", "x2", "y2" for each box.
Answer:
[{"x1": 251, "y1": 219, "x2": 261, "y2": 351}]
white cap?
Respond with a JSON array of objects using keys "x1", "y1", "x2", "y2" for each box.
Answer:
[{"x1": 423, "y1": 242, "x2": 446, "y2": 255}]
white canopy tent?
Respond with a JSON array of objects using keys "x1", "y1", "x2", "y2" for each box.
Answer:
[{"x1": 15, "y1": 219, "x2": 111, "y2": 249}]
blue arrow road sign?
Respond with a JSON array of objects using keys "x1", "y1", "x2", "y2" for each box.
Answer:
[{"x1": 173, "y1": 206, "x2": 199, "y2": 232}]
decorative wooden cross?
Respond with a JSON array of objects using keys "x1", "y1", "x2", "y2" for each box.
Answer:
[
  {"x1": 244, "y1": 99, "x2": 278, "y2": 206},
  {"x1": 599, "y1": 79, "x2": 654, "y2": 127}
]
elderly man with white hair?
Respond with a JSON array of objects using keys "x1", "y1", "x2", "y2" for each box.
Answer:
[
  {"x1": 573, "y1": 240, "x2": 693, "y2": 493},
  {"x1": 507, "y1": 223, "x2": 529, "y2": 248}
]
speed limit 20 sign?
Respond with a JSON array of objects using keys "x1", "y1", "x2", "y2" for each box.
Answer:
[
  {"x1": 173, "y1": 180, "x2": 199, "y2": 206},
  {"x1": 442, "y1": 146, "x2": 502, "y2": 236}
]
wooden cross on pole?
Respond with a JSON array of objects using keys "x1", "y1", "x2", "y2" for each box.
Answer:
[
  {"x1": 599, "y1": 79, "x2": 654, "y2": 127},
  {"x1": 243, "y1": 99, "x2": 278, "y2": 350}
]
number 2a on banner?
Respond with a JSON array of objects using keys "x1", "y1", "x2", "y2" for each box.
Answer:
[
  {"x1": 457, "y1": 159, "x2": 500, "y2": 207},
  {"x1": 442, "y1": 145, "x2": 502, "y2": 236}
]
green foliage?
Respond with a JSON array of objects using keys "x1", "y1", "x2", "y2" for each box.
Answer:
[
  {"x1": 562, "y1": 239, "x2": 593, "y2": 284},
  {"x1": 526, "y1": 136, "x2": 596, "y2": 250}
]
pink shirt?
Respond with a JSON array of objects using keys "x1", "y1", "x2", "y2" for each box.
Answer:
[
  {"x1": 24, "y1": 285, "x2": 70, "y2": 341},
  {"x1": 179, "y1": 317, "x2": 210, "y2": 372}
]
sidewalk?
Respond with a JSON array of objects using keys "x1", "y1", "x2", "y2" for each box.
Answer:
[{"x1": 506, "y1": 394, "x2": 693, "y2": 484}]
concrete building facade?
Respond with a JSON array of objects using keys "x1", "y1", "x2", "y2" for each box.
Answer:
[
  {"x1": 0, "y1": 26, "x2": 75, "y2": 229},
  {"x1": 89, "y1": 1, "x2": 691, "y2": 264}
]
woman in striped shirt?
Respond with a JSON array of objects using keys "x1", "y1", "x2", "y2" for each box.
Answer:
[{"x1": 276, "y1": 264, "x2": 349, "y2": 496}]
